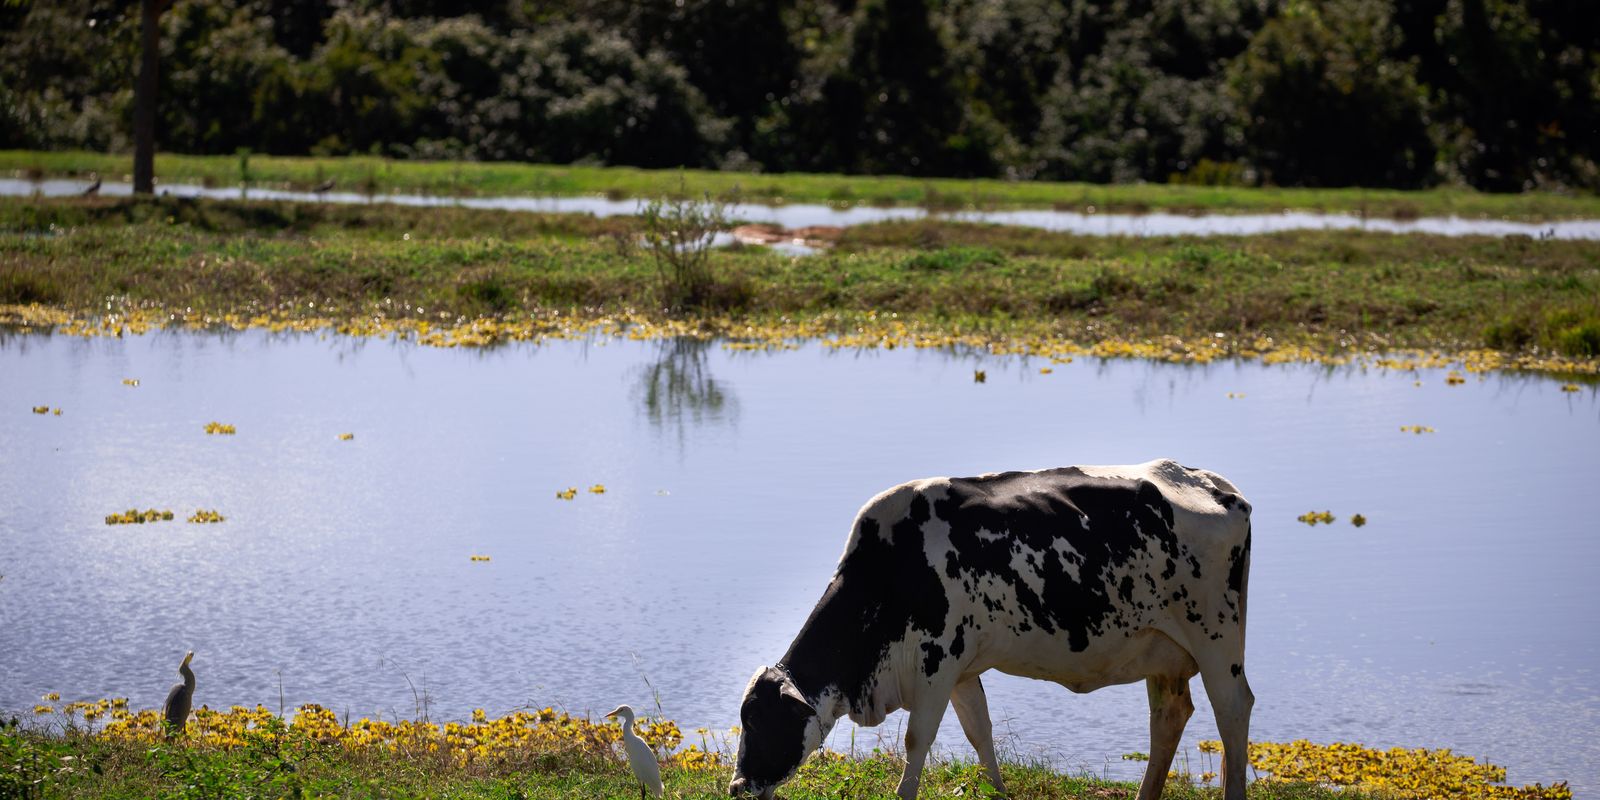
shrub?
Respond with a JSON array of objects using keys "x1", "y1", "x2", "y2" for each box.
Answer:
[{"x1": 640, "y1": 190, "x2": 729, "y2": 310}]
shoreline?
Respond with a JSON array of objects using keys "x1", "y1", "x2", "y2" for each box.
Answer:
[
  {"x1": 5, "y1": 701, "x2": 1573, "y2": 799},
  {"x1": 6, "y1": 149, "x2": 1600, "y2": 223},
  {"x1": 2, "y1": 303, "x2": 1597, "y2": 381}
]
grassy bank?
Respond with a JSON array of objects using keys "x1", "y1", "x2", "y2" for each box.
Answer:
[
  {"x1": 6, "y1": 150, "x2": 1600, "y2": 221},
  {"x1": 0, "y1": 728, "x2": 1370, "y2": 800},
  {"x1": 4, "y1": 702, "x2": 1571, "y2": 800},
  {"x1": 2, "y1": 196, "x2": 1597, "y2": 375}
]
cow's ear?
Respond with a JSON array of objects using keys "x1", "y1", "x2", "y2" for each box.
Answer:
[{"x1": 778, "y1": 677, "x2": 814, "y2": 714}]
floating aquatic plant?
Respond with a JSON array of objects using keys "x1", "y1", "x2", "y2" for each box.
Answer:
[
  {"x1": 186, "y1": 509, "x2": 225, "y2": 524},
  {"x1": 556, "y1": 487, "x2": 578, "y2": 500},
  {"x1": 204, "y1": 421, "x2": 236, "y2": 435},
  {"x1": 122, "y1": 378, "x2": 139, "y2": 387},
  {"x1": 105, "y1": 508, "x2": 173, "y2": 525},
  {"x1": 92, "y1": 702, "x2": 714, "y2": 771},
  {"x1": 469, "y1": 555, "x2": 491, "y2": 562},
  {"x1": 1350, "y1": 514, "x2": 1368, "y2": 527},
  {"x1": 30, "y1": 405, "x2": 48, "y2": 414},
  {"x1": 588, "y1": 484, "x2": 606, "y2": 494},
  {"x1": 5, "y1": 304, "x2": 1596, "y2": 379},
  {"x1": 337, "y1": 432, "x2": 354, "y2": 440},
  {"x1": 1195, "y1": 738, "x2": 1574, "y2": 800},
  {"x1": 1297, "y1": 510, "x2": 1336, "y2": 526},
  {"x1": 1399, "y1": 425, "x2": 1436, "y2": 434},
  {"x1": 973, "y1": 370, "x2": 986, "y2": 383}
]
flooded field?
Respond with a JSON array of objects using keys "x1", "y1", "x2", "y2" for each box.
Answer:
[
  {"x1": 7, "y1": 177, "x2": 1600, "y2": 239},
  {"x1": 1, "y1": 330, "x2": 1597, "y2": 791}
]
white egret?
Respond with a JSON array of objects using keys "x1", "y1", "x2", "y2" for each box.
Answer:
[
  {"x1": 162, "y1": 651, "x2": 195, "y2": 739},
  {"x1": 606, "y1": 704, "x2": 664, "y2": 798}
]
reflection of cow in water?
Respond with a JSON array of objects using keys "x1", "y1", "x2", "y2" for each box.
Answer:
[{"x1": 730, "y1": 459, "x2": 1254, "y2": 800}]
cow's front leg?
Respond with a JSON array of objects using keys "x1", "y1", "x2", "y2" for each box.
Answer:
[
  {"x1": 896, "y1": 695, "x2": 952, "y2": 800},
  {"x1": 1136, "y1": 674, "x2": 1194, "y2": 800},
  {"x1": 950, "y1": 676, "x2": 1006, "y2": 796}
]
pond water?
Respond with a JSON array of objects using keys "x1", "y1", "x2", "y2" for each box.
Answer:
[
  {"x1": 1, "y1": 330, "x2": 1597, "y2": 792},
  {"x1": 7, "y1": 177, "x2": 1600, "y2": 240}
]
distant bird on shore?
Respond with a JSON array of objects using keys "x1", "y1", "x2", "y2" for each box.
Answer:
[
  {"x1": 313, "y1": 178, "x2": 336, "y2": 195},
  {"x1": 81, "y1": 176, "x2": 101, "y2": 197},
  {"x1": 606, "y1": 704, "x2": 663, "y2": 798},
  {"x1": 162, "y1": 651, "x2": 195, "y2": 739}
]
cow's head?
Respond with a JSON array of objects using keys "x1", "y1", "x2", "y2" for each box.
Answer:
[{"x1": 728, "y1": 665, "x2": 822, "y2": 798}]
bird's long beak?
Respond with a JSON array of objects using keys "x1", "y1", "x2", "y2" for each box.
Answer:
[
  {"x1": 604, "y1": 706, "x2": 623, "y2": 719},
  {"x1": 181, "y1": 651, "x2": 194, "y2": 667}
]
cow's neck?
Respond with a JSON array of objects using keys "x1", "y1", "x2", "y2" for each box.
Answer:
[{"x1": 779, "y1": 611, "x2": 898, "y2": 729}]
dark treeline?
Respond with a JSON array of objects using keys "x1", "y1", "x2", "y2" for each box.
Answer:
[{"x1": 2, "y1": 0, "x2": 1596, "y2": 191}]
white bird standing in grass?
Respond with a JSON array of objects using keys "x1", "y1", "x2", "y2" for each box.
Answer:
[
  {"x1": 162, "y1": 651, "x2": 195, "y2": 740},
  {"x1": 606, "y1": 704, "x2": 663, "y2": 798}
]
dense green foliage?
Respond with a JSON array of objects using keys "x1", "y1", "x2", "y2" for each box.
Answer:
[{"x1": 2, "y1": 0, "x2": 1596, "y2": 191}]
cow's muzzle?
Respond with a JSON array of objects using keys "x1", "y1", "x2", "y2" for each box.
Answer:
[{"x1": 727, "y1": 776, "x2": 774, "y2": 799}]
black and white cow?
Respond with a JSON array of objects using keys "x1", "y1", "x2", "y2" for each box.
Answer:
[{"x1": 729, "y1": 459, "x2": 1253, "y2": 800}]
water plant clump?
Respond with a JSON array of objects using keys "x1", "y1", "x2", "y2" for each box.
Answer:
[
  {"x1": 1297, "y1": 510, "x2": 1337, "y2": 526},
  {"x1": 1399, "y1": 425, "x2": 1437, "y2": 434},
  {"x1": 186, "y1": 509, "x2": 225, "y2": 524},
  {"x1": 95, "y1": 702, "x2": 710, "y2": 772},
  {"x1": 1213, "y1": 739, "x2": 1574, "y2": 800},
  {"x1": 204, "y1": 421, "x2": 236, "y2": 435},
  {"x1": 104, "y1": 508, "x2": 173, "y2": 525}
]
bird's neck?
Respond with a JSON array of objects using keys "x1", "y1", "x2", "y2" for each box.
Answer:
[{"x1": 180, "y1": 663, "x2": 194, "y2": 689}]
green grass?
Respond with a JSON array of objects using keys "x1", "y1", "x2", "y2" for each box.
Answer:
[
  {"x1": 6, "y1": 149, "x2": 1600, "y2": 221},
  {"x1": 0, "y1": 725, "x2": 1375, "y2": 800},
  {"x1": 3, "y1": 196, "x2": 1597, "y2": 364}
]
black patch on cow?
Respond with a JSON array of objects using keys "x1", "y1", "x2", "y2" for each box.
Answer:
[
  {"x1": 1227, "y1": 529, "x2": 1251, "y2": 596},
  {"x1": 920, "y1": 642, "x2": 945, "y2": 676},
  {"x1": 737, "y1": 671, "x2": 816, "y2": 787},
  {"x1": 932, "y1": 468, "x2": 1181, "y2": 653},
  {"x1": 1161, "y1": 559, "x2": 1177, "y2": 580},
  {"x1": 1231, "y1": 663, "x2": 1242, "y2": 677},
  {"x1": 950, "y1": 622, "x2": 967, "y2": 659},
  {"x1": 1118, "y1": 575, "x2": 1134, "y2": 603},
  {"x1": 781, "y1": 504, "x2": 950, "y2": 713}
]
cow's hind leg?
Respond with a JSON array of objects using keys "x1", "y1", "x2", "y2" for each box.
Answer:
[
  {"x1": 1199, "y1": 659, "x2": 1254, "y2": 800},
  {"x1": 950, "y1": 676, "x2": 1006, "y2": 796},
  {"x1": 896, "y1": 692, "x2": 953, "y2": 800},
  {"x1": 1135, "y1": 674, "x2": 1194, "y2": 800}
]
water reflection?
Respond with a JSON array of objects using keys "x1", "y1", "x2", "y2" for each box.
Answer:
[{"x1": 633, "y1": 337, "x2": 738, "y2": 441}]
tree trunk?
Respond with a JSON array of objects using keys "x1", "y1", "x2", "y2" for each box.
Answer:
[{"x1": 132, "y1": 0, "x2": 160, "y2": 195}]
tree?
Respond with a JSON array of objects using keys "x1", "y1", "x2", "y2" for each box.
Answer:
[
  {"x1": 1229, "y1": 0, "x2": 1435, "y2": 188},
  {"x1": 133, "y1": 0, "x2": 165, "y2": 194}
]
